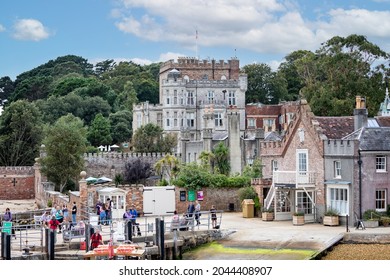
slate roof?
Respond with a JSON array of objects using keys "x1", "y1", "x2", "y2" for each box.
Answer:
[
  {"x1": 343, "y1": 127, "x2": 390, "y2": 151},
  {"x1": 314, "y1": 116, "x2": 355, "y2": 139}
]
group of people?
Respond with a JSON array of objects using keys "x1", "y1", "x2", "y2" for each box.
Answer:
[
  {"x1": 170, "y1": 201, "x2": 218, "y2": 231},
  {"x1": 39, "y1": 201, "x2": 78, "y2": 233},
  {"x1": 96, "y1": 198, "x2": 113, "y2": 225}
]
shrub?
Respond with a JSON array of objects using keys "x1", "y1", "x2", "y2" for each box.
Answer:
[
  {"x1": 324, "y1": 208, "x2": 340, "y2": 216},
  {"x1": 363, "y1": 209, "x2": 381, "y2": 220},
  {"x1": 293, "y1": 211, "x2": 304, "y2": 216}
]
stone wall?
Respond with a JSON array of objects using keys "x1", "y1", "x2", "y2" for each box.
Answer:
[
  {"x1": 174, "y1": 186, "x2": 242, "y2": 215},
  {"x1": 0, "y1": 166, "x2": 35, "y2": 200}
]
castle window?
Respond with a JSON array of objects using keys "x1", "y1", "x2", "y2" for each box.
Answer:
[
  {"x1": 214, "y1": 112, "x2": 223, "y2": 127},
  {"x1": 334, "y1": 161, "x2": 341, "y2": 178},
  {"x1": 174, "y1": 90, "x2": 177, "y2": 105},
  {"x1": 376, "y1": 189, "x2": 387, "y2": 211},
  {"x1": 248, "y1": 118, "x2": 256, "y2": 128},
  {"x1": 187, "y1": 91, "x2": 194, "y2": 105},
  {"x1": 186, "y1": 112, "x2": 195, "y2": 127},
  {"x1": 228, "y1": 91, "x2": 236, "y2": 105},
  {"x1": 208, "y1": 91, "x2": 214, "y2": 103}
]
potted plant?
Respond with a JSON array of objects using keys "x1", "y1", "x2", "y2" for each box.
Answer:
[
  {"x1": 380, "y1": 216, "x2": 390, "y2": 227},
  {"x1": 262, "y1": 207, "x2": 274, "y2": 221},
  {"x1": 292, "y1": 211, "x2": 304, "y2": 225},
  {"x1": 323, "y1": 208, "x2": 340, "y2": 226},
  {"x1": 363, "y1": 209, "x2": 380, "y2": 228}
]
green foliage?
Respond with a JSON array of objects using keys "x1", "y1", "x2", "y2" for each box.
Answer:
[
  {"x1": 114, "y1": 173, "x2": 124, "y2": 187},
  {"x1": 213, "y1": 142, "x2": 230, "y2": 175},
  {"x1": 363, "y1": 209, "x2": 381, "y2": 220},
  {"x1": 242, "y1": 159, "x2": 263, "y2": 178},
  {"x1": 132, "y1": 123, "x2": 177, "y2": 153},
  {"x1": 87, "y1": 113, "x2": 112, "y2": 146},
  {"x1": 293, "y1": 211, "x2": 304, "y2": 216},
  {"x1": 40, "y1": 114, "x2": 87, "y2": 192},
  {"x1": 324, "y1": 208, "x2": 340, "y2": 216},
  {"x1": 171, "y1": 162, "x2": 212, "y2": 191},
  {"x1": 238, "y1": 186, "x2": 260, "y2": 210},
  {"x1": 158, "y1": 178, "x2": 169, "y2": 186},
  {"x1": 47, "y1": 199, "x2": 53, "y2": 208},
  {"x1": 154, "y1": 154, "x2": 180, "y2": 183},
  {"x1": 0, "y1": 100, "x2": 44, "y2": 166}
]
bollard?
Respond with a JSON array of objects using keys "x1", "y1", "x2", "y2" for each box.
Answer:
[
  {"x1": 346, "y1": 215, "x2": 350, "y2": 232},
  {"x1": 1, "y1": 232, "x2": 6, "y2": 259},
  {"x1": 5, "y1": 234, "x2": 11, "y2": 260},
  {"x1": 48, "y1": 231, "x2": 55, "y2": 260},
  {"x1": 159, "y1": 219, "x2": 165, "y2": 260},
  {"x1": 155, "y1": 218, "x2": 161, "y2": 248},
  {"x1": 85, "y1": 224, "x2": 92, "y2": 252}
]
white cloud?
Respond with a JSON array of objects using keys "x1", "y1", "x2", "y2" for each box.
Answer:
[
  {"x1": 12, "y1": 19, "x2": 50, "y2": 41},
  {"x1": 113, "y1": 1, "x2": 390, "y2": 56},
  {"x1": 0, "y1": 24, "x2": 5, "y2": 32}
]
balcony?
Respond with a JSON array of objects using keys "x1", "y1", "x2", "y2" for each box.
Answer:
[{"x1": 273, "y1": 170, "x2": 317, "y2": 187}]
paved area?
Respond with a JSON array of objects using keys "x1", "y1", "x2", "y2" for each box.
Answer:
[{"x1": 3, "y1": 199, "x2": 390, "y2": 259}]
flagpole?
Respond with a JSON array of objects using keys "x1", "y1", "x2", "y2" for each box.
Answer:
[{"x1": 196, "y1": 30, "x2": 198, "y2": 59}]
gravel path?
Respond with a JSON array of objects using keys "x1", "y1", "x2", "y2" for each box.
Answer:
[{"x1": 322, "y1": 244, "x2": 390, "y2": 260}]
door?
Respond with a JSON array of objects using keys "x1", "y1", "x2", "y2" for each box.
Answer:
[{"x1": 143, "y1": 186, "x2": 175, "y2": 216}]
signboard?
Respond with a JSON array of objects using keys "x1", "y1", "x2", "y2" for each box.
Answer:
[
  {"x1": 188, "y1": 190, "x2": 196, "y2": 201},
  {"x1": 197, "y1": 191, "x2": 204, "y2": 201},
  {"x1": 275, "y1": 183, "x2": 296, "y2": 188},
  {"x1": 180, "y1": 191, "x2": 186, "y2": 201},
  {"x1": 2, "y1": 222, "x2": 12, "y2": 234}
]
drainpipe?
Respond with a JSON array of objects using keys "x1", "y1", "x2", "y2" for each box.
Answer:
[{"x1": 357, "y1": 150, "x2": 362, "y2": 219}]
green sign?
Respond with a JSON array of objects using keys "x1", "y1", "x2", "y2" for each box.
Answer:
[
  {"x1": 188, "y1": 190, "x2": 195, "y2": 201},
  {"x1": 2, "y1": 222, "x2": 12, "y2": 234}
]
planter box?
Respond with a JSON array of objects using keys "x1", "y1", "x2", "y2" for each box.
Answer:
[
  {"x1": 323, "y1": 216, "x2": 339, "y2": 226},
  {"x1": 364, "y1": 220, "x2": 379, "y2": 228},
  {"x1": 293, "y1": 215, "x2": 304, "y2": 226},
  {"x1": 262, "y1": 212, "x2": 274, "y2": 221}
]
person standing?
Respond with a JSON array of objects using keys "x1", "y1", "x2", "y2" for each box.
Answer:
[
  {"x1": 62, "y1": 204, "x2": 69, "y2": 224},
  {"x1": 210, "y1": 205, "x2": 217, "y2": 229},
  {"x1": 48, "y1": 215, "x2": 60, "y2": 243},
  {"x1": 71, "y1": 201, "x2": 77, "y2": 226},
  {"x1": 187, "y1": 202, "x2": 195, "y2": 217},
  {"x1": 171, "y1": 210, "x2": 180, "y2": 231},
  {"x1": 55, "y1": 206, "x2": 64, "y2": 233},
  {"x1": 3, "y1": 208, "x2": 15, "y2": 237},
  {"x1": 129, "y1": 205, "x2": 141, "y2": 236},
  {"x1": 195, "y1": 200, "x2": 201, "y2": 225}
]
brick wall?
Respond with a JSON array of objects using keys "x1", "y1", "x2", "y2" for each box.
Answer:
[{"x1": 0, "y1": 167, "x2": 35, "y2": 200}]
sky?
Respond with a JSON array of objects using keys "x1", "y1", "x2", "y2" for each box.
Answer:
[{"x1": 1, "y1": 0, "x2": 390, "y2": 80}]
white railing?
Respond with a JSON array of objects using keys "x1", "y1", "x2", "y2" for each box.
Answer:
[{"x1": 273, "y1": 170, "x2": 316, "y2": 186}]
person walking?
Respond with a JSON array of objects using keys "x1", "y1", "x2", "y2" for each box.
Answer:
[
  {"x1": 71, "y1": 201, "x2": 77, "y2": 226},
  {"x1": 171, "y1": 210, "x2": 180, "y2": 231},
  {"x1": 48, "y1": 215, "x2": 60, "y2": 244},
  {"x1": 195, "y1": 200, "x2": 201, "y2": 225}
]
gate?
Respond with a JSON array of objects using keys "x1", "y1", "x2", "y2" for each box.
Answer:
[{"x1": 143, "y1": 186, "x2": 175, "y2": 216}]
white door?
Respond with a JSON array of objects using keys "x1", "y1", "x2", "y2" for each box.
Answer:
[{"x1": 143, "y1": 186, "x2": 175, "y2": 216}]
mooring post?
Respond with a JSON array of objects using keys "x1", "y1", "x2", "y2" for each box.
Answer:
[
  {"x1": 1, "y1": 232, "x2": 6, "y2": 259},
  {"x1": 48, "y1": 231, "x2": 55, "y2": 260},
  {"x1": 159, "y1": 219, "x2": 165, "y2": 260},
  {"x1": 5, "y1": 234, "x2": 11, "y2": 260},
  {"x1": 126, "y1": 220, "x2": 133, "y2": 242}
]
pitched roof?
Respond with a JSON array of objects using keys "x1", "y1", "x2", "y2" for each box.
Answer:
[
  {"x1": 343, "y1": 127, "x2": 390, "y2": 151},
  {"x1": 375, "y1": 116, "x2": 390, "y2": 127},
  {"x1": 314, "y1": 116, "x2": 355, "y2": 139}
]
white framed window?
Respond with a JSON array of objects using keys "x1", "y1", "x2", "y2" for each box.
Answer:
[
  {"x1": 248, "y1": 118, "x2": 256, "y2": 128},
  {"x1": 272, "y1": 160, "x2": 278, "y2": 174},
  {"x1": 297, "y1": 149, "x2": 308, "y2": 184},
  {"x1": 214, "y1": 112, "x2": 223, "y2": 127},
  {"x1": 174, "y1": 90, "x2": 177, "y2": 105},
  {"x1": 228, "y1": 91, "x2": 236, "y2": 105},
  {"x1": 334, "y1": 161, "x2": 341, "y2": 178},
  {"x1": 376, "y1": 155, "x2": 386, "y2": 172},
  {"x1": 376, "y1": 189, "x2": 387, "y2": 211},
  {"x1": 186, "y1": 112, "x2": 195, "y2": 127},
  {"x1": 136, "y1": 113, "x2": 142, "y2": 129},
  {"x1": 296, "y1": 190, "x2": 315, "y2": 214},
  {"x1": 208, "y1": 91, "x2": 214, "y2": 103},
  {"x1": 174, "y1": 111, "x2": 177, "y2": 127},
  {"x1": 166, "y1": 112, "x2": 170, "y2": 127},
  {"x1": 157, "y1": 113, "x2": 162, "y2": 128},
  {"x1": 187, "y1": 91, "x2": 194, "y2": 105},
  {"x1": 327, "y1": 185, "x2": 349, "y2": 216},
  {"x1": 264, "y1": 118, "x2": 274, "y2": 130}
]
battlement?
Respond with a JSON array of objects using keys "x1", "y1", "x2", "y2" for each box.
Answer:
[
  {"x1": 0, "y1": 166, "x2": 34, "y2": 175},
  {"x1": 84, "y1": 152, "x2": 182, "y2": 160},
  {"x1": 161, "y1": 57, "x2": 239, "y2": 70},
  {"x1": 324, "y1": 139, "x2": 355, "y2": 155}
]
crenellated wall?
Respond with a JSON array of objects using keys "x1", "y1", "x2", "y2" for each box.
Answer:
[{"x1": 0, "y1": 166, "x2": 35, "y2": 200}]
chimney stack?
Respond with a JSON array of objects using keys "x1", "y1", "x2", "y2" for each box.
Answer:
[{"x1": 354, "y1": 96, "x2": 368, "y2": 131}]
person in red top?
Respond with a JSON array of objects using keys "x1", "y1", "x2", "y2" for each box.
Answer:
[
  {"x1": 90, "y1": 229, "x2": 103, "y2": 250},
  {"x1": 48, "y1": 215, "x2": 60, "y2": 231}
]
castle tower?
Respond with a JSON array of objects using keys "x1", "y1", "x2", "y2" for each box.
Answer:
[{"x1": 228, "y1": 108, "x2": 242, "y2": 174}]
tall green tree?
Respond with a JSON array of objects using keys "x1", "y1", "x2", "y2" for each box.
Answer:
[
  {"x1": 213, "y1": 142, "x2": 230, "y2": 176},
  {"x1": 40, "y1": 114, "x2": 87, "y2": 193},
  {"x1": 132, "y1": 123, "x2": 177, "y2": 153},
  {"x1": 0, "y1": 100, "x2": 43, "y2": 166},
  {"x1": 109, "y1": 110, "x2": 133, "y2": 144},
  {"x1": 295, "y1": 34, "x2": 389, "y2": 116},
  {"x1": 87, "y1": 113, "x2": 112, "y2": 147},
  {"x1": 243, "y1": 63, "x2": 287, "y2": 104}
]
